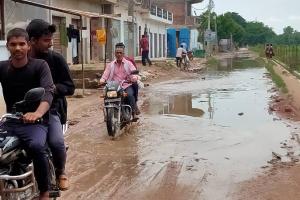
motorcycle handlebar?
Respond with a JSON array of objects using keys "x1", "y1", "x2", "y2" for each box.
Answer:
[{"x1": 1, "y1": 113, "x2": 43, "y2": 124}]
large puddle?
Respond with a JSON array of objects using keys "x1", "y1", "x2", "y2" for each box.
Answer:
[
  {"x1": 61, "y1": 58, "x2": 300, "y2": 200},
  {"x1": 135, "y1": 58, "x2": 300, "y2": 199}
]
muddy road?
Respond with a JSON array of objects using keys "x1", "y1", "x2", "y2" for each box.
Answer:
[{"x1": 61, "y1": 58, "x2": 300, "y2": 200}]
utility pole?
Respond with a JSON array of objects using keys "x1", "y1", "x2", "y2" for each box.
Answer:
[
  {"x1": 208, "y1": 0, "x2": 212, "y2": 31},
  {"x1": 213, "y1": 15, "x2": 218, "y2": 52},
  {"x1": 206, "y1": 0, "x2": 213, "y2": 56},
  {"x1": 128, "y1": 0, "x2": 135, "y2": 57}
]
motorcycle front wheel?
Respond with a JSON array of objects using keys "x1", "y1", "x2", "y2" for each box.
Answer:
[{"x1": 106, "y1": 107, "x2": 119, "y2": 137}]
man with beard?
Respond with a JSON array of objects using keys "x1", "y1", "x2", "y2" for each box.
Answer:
[{"x1": 26, "y1": 19, "x2": 75, "y2": 191}]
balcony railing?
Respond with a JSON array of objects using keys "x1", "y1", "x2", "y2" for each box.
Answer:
[{"x1": 150, "y1": 5, "x2": 173, "y2": 22}]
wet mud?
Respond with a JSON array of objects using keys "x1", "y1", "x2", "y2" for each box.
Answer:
[{"x1": 2, "y1": 57, "x2": 295, "y2": 200}]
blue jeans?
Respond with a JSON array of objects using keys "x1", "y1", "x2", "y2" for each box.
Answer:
[
  {"x1": 4, "y1": 123, "x2": 50, "y2": 192},
  {"x1": 125, "y1": 86, "x2": 137, "y2": 112},
  {"x1": 48, "y1": 111, "x2": 66, "y2": 177}
]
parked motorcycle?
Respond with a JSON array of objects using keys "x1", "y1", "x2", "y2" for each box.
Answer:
[
  {"x1": 103, "y1": 71, "x2": 139, "y2": 137},
  {"x1": 0, "y1": 88, "x2": 66, "y2": 200},
  {"x1": 181, "y1": 52, "x2": 190, "y2": 70},
  {"x1": 187, "y1": 50, "x2": 194, "y2": 61}
]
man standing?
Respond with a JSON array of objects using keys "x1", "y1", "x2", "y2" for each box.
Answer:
[
  {"x1": 100, "y1": 43, "x2": 139, "y2": 117},
  {"x1": 0, "y1": 28, "x2": 55, "y2": 200},
  {"x1": 269, "y1": 44, "x2": 275, "y2": 58},
  {"x1": 139, "y1": 35, "x2": 152, "y2": 66},
  {"x1": 176, "y1": 45, "x2": 187, "y2": 68},
  {"x1": 26, "y1": 19, "x2": 75, "y2": 191},
  {"x1": 265, "y1": 43, "x2": 270, "y2": 58}
]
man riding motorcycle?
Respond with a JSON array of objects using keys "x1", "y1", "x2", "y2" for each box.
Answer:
[
  {"x1": 99, "y1": 43, "x2": 139, "y2": 118},
  {"x1": 26, "y1": 19, "x2": 75, "y2": 191},
  {"x1": 0, "y1": 28, "x2": 55, "y2": 200}
]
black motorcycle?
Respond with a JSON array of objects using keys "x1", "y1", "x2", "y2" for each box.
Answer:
[
  {"x1": 0, "y1": 88, "x2": 62, "y2": 200},
  {"x1": 103, "y1": 70, "x2": 140, "y2": 137}
]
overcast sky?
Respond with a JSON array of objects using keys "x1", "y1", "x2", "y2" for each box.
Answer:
[{"x1": 193, "y1": 0, "x2": 300, "y2": 34}]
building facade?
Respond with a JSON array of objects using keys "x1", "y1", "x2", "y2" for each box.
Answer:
[
  {"x1": 154, "y1": 0, "x2": 203, "y2": 56},
  {"x1": 1, "y1": 0, "x2": 172, "y2": 65},
  {"x1": 115, "y1": 0, "x2": 172, "y2": 59}
]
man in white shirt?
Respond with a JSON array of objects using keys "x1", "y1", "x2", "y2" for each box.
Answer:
[{"x1": 176, "y1": 45, "x2": 187, "y2": 68}]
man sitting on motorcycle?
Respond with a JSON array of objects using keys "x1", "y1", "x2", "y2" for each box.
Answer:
[
  {"x1": 0, "y1": 28, "x2": 55, "y2": 200},
  {"x1": 99, "y1": 43, "x2": 139, "y2": 118},
  {"x1": 26, "y1": 19, "x2": 75, "y2": 191},
  {"x1": 115, "y1": 42, "x2": 140, "y2": 115}
]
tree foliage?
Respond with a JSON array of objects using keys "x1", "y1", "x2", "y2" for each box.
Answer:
[{"x1": 197, "y1": 11, "x2": 299, "y2": 46}]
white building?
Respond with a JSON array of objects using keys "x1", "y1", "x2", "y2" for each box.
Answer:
[
  {"x1": 2, "y1": 0, "x2": 172, "y2": 65},
  {"x1": 114, "y1": 1, "x2": 173, "y2": 59}
]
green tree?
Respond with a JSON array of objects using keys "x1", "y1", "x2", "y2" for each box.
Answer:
[
  {"x1": 217, "y1": 13, "x2": 245, "y2": 45},
  {"x1": 224, "y1": 12, "x2": 247, "y2": 28},
  {"x1": 243, "y1": 22, "x2": 276, "y2": 45},
  {"x1": 196, "y1": 10, "x2": 300, "y2": 46}
]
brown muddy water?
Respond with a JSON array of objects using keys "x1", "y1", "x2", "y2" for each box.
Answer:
[
  {"x1": 133, "y1": 59, "x2": 300, "y2": 200},
  {"x1": 61, "y1": 58, "x2": 300, "y2": 200},
  {"x1": 1, "y1": 59, "x2": 298, "y2": 200}
]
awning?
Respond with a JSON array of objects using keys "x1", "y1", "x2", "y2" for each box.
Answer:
[{"x1": 11, "y1": 0, "x2": 117, "y2": 19}]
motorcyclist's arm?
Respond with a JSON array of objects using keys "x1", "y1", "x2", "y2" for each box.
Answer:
[
  {"x1": 23, "y1": 101, "x2": 50, "y2": 123},
  {"x1": 99, "y1": 63, "x2": 111, "y2": 84},
  {"x1": 128, "y1": 62, "x2": 138, "y2": 83},
  {"x1": 23, "y1": 60, "x2": 54, "y2": 123}
]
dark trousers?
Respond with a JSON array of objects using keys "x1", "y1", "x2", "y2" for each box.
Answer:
[
  {"x1": 132, "y1": 82, "x2": 139, "y2": 102},
  {"x1": 4, "y1": 123, "x2": 50, "y2": 192},
  {"x1": 142, "y1": 50, "x2": 152, "y2": 66},
  {"x1": 176, "y1": 57, "x2": 182, "y2": 68},
  {"x1": 125, "y1": 86, "x2": 137, "y2": 112},
  {"x1": 48, "y1": 112, "x2": 66, "y2": 177}
]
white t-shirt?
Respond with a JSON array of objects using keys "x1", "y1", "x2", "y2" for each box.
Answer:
[{"x1": 176, "y1": 47, "x2": 187, "y2": 57}]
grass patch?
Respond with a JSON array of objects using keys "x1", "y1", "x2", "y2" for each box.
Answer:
[
  {"x1": 255, "y1": 57, "x2": 266, "y2": 65},
  {"x1": 207, "y1": 57, "x2": 220, "y2": 67},
  {"x1": 265, "y1": 60, "x2": 288, "y2": 93},
  {"x1": 249, "y1": 45, "x2": 265, "y2": 57},
  {"x1": 233, "y1": 58, "x2": 263, "y2": 69}
]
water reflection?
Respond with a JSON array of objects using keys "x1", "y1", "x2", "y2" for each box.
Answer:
[
  {"x1": 219, "y1": 58, "x2": 233, "y2": 69},
  {"x1": 207, "y1": 92, "x2": 214, "y2": 119},
  {"x1": 215, "y1": 58, "x2": 263, "y2": 72},
  {"x1": 160, "y1": 94, "x2": 204, "y2": 117}
]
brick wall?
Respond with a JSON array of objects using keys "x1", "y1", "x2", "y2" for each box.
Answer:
[{"x1": 155, "y1": 2, "x2": 186, "y2": 25}]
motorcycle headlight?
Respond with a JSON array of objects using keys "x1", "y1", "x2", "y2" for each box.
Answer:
[{"x1": 106, "y1": 91, "x2": 118, "y2": 98}]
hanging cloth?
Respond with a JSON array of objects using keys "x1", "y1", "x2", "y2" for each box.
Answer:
[{"x1": 96, "y1": 29, "x2": 106, "y2": 45}]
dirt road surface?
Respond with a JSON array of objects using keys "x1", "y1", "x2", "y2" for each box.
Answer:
[{"x1": 61, "y1": 54, "x2": 300, "y2": 200}]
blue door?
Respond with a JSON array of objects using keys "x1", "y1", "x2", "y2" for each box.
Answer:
[
  {"x1": 167, "y1": 28, "x2": 176, "y2": 57},
  {"x1": 179, "y1": 28, "x2": 190, "y2": 50}
]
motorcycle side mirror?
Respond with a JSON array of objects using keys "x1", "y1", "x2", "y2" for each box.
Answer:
[
  {"x1": 131, "y1": 70, "x2": 139, "y2": 75},
  {"x1": 12, "y1": 88, "x2": 45, "y2": 114},
  {"x1": 23, "y1": 87, "x2": 45, "y2": 102}
]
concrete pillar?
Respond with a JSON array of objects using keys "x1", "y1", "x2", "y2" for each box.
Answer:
[{"x1": 66, "y1": 16, "x2": 72, "y2": 64}]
